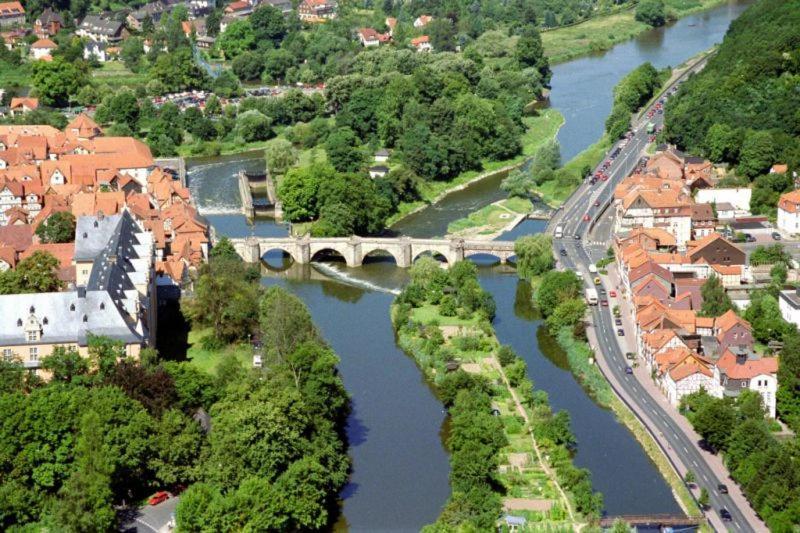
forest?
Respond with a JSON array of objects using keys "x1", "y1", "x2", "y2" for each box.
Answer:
[
  {"x1": 0, "y1": 246, "x2": 350, "y2": 531},
  {"x1": 664, "y1": 0, "x2": 800, "y2": 177}
]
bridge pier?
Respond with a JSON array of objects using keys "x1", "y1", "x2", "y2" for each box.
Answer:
[
  {"x1": 241, "y1": 236, "x2": 261, "y2": 263},
  {"x1": 397, "y1": 240, "x2": 412, "y2": 268}
]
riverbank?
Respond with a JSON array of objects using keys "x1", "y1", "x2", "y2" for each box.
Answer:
[
  {"x1": 446, "y1": 197, "x2": 533, "y2": 240},
  {"x1": 386, "y1": 109, "x2": 565, "y2": 228},
  {"x1": 551, "y1": 318, "x2": 702, "y2": 519},
  {"x1": 543, "y1": 0, "x2": 729, "y2": 64}
]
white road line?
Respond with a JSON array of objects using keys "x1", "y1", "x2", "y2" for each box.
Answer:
[
  {"x1": 683, "y1": 446, "x2": 689, "y2": 453},
  {"x1": 692, "y1": 460, "x2": 699, "y2": 467}
]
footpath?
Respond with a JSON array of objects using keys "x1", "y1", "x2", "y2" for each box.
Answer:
[{"x1": 588, "y1": 262, "x2": 767, "y2": 532}]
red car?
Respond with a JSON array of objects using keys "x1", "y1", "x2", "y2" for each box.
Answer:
[
  {"x1": 148, "y1": 491, "x2": 170, "y2": 506},
  {"x1": 583, "y1": 214, "x2": 590, "y2": 221},
  {"x1": 601, "y1": 300, "x2": 609, "y2": 307},
  {"x1": 609, "y1": 290, "x2": 617, "y2": 297}
]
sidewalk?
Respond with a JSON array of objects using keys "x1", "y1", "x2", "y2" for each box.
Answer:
[{"x1": 602, "y1": 263, "x2": 766, "y2": 531}]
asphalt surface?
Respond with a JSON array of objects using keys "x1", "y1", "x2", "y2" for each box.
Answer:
[
  {"x1": 120, "y1": 496, "x2": 178, "y2": 533},
  {"x1": 549, "y1": 57, "x2": 759, "y2": 532}
]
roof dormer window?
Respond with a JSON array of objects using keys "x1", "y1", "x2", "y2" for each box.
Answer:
[
  {"x1": 16, "y1": 318, "x2": 22, "y2": 327},
  {"x1": 82, "y1": 315, "x2": 88, "y2": 323},
  {"x1": 70, "y1": 303, "x2": 75, "y2": 311}
]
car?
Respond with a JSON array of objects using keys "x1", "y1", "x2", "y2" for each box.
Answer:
[
  {"x1": 625, "y1": 366, "x2": 633, "y2": 375},
  {"x1": 719, "y1": 509, "x2": 732, "y2": 522},
  {"x1": 148, "y1": 491, "x2": 170, "y2": 506},
  {"x1": 617, "y1": 329, "x2": 625, "y2": 336},
  {"x1": 601, "y1": 299, "x2": 608, "y2": 307},
  {"x1": 594, "y1": 277, "x2": 601, "y2": 285},
  {"x1": 583, "y1": 214, "x2": 590, "y2": 221},
  {"x1": 772, "y1": 232, "x2": 782, "y2": 241},
  {"x1": 615, "y1": 318, "x2": 623, "y2": 326},
  {"x1": 574, "y1": 233, "x2": 581, "y2": 240},
  {"x1": 625, "y1": 352, "x2": 635, "y2": 360},
  {"x1": 594, "y1": 200, "x2": 600, "y2": 207},
  {"x1": 560, "y1": 249, "x2": 567, "y2": 256},
  {"x1": 598, "y1": 288, "x2": 607, "y2": 295},
  {"x1": 718, "y1": 484, "x2": 729, "y2": 494},
  {"x1": 744, "y1": 233, "x2": 756, "y2": 242},
  {"x1": 609, "y1": 290, "x2": 617, "y2": 297}
]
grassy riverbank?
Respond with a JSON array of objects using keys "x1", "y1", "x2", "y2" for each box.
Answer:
[
  {"x1": 185, "y1": 326, "x2": 253, "y2": 374},
  {"x1": 391, "y1": 260, "x2": 609, "y2": 529},
  {"x1": 543, "y1": 0, "x2": 729, "y2": 64},
  {"x1": 446, "y1": 197, "x2": 532, "y2": 238},
  {"x1": 387, "y1": 109, "x2": 565, "y2": 227},
  {"x1": 553, "y1": 327, "x2": 702, "y2": 518}
]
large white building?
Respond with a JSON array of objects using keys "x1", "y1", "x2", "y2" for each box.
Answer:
[{"x1": 777, "y1": 190, "x2": 800, "y2": 235}]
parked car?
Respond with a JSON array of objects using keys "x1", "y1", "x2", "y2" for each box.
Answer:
[
  {"x1": 594, "y1": 277, "x2": 601, "y2": 285},
  {"x1": 609, "y1": 290, "x2": 617, "y2": 297},
  {"x1": 719, "y1": 509, "x2": 732, "y2": 522},
  {"x1": 744, "y1": 233, "x2": 756, "y2": 242},
  {"x1": 718, "y1": 484, "x2": 729, "y2": 494},
  {"x1": 625, "y1": 366, "x2": 633, "y2": 375},
  {"x1": 625, "y1": 352, "x2": 635, "y2": 360},
  {"x1": 583, "y1": 214, "x2": 590, "y2": 221},
  {"x1": 615, "y1": 318, "x2": 623, "y2": 326},
  {"x1": 574, "y1": 233, "x2": 581, "y2": 240},
  {"x1": 560, "y1": 249, "x2": 567, "y2": 256},
  {"x1": 594, "y1": 200, "x2": 600, "y2": 207},
  {"x1": 617, "y1": 329, "x2": 625, "y2": 336},
  {"x1": 601, "y1": 299, "x2": 608, "y2": 307},
  {"x1": 148, "y1": 491, "x2": 170, "y2": 506},
  {"x1": 772, "y1": 232, "x2": 782, "y2": 241}
]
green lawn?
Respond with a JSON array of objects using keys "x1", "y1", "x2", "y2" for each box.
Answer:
[
  {"x1": 92, "y1": 62, "x2": 149, "y2": 89},
  {"x1": 186, "y1": 327, "x2": 253, "y2": 374},
  {"x1": 411, "y1": 304, "x2": 483, "y2": 327},
  {"x1": 447, "y1": 197, "x2": 532, "y2": 235},
  {"x1": 0, "y1": 62, "x2": 31, "y2": 87},
  {"x1": 543, "y1": 0, "x2": 728, "y2": 64}
]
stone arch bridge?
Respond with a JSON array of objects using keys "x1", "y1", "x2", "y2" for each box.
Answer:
[{"x1": 230, "y1": 236, "x2": 516, "y2": 268}]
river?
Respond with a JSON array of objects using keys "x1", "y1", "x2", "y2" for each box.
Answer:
[{"x1": 185, "y1": 2, "x2": 751, "y2": 529}]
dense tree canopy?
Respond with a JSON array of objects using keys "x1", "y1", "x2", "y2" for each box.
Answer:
[{"x1": 665, "y1": 0, "x2": 800, "y2": 175}]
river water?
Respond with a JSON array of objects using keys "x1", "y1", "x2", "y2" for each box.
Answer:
[{"x1": 185, "y1": 2, "x2": 752, "y2": 529}]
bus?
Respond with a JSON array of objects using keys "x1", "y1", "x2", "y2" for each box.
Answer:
[
  {"x1": 555, "y1": 224, "x2": 564, "y2": 238},
  {"x1": 585, "y1": 288, "x2": 598, "y2": 305}
]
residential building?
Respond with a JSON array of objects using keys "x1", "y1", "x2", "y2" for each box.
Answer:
[
  {"x1": 298, "y1": 0, "x2": 337, "y2": 21},
  {"x1": 34, "y1": 8, "x2": 63, "y2": 38},
  {"x1": 84, "y1": 40, "x2": 109, "y2": 62},
  {"x1": 690, "y1": 203, "x2": 715, "y2": 239},
  {"x1": 128, "y1": 1, "x2": 170, "y2": 30},
  {"x1": 77, "y1": 15, "x2": 125, "y2": 44},
  {"x1": 262, "y1": 0, "x2": 293, "y2": 16},
  {"x1": 0, "y1": 1, "x2": 25, "y2": 28},
  {"x1": 411, "y1": 35, "x2": 432, "y2": 52},
  {"x1": 695, "y1": 188, "x2": 751, "y2": 216},
  {"x1": 413, "y1": 15, "x2": 432, "y2": 28},
  {"x1": 779, "y1": 288, "x2": 800, "y2": 329},
  {"x1": 777, "y1": 189, "x2": 800, "y2": 235},
  {"x1": 30, "y1": 38, "x2": 56, "y2": 60},
  {"x1": 224, "y1": 0, "x2": 253, "y2": 17},
  {"x1": 385, "y1": 17, "x2": 397, "y2": 36},
  {"x1": 368, "y1": 165, "x2": 388, "y2": 179},
  {"x1": 357, "y1": 27, "x2": 389, "y2": 47},
  {"x1": 9, "y1": 97, "x2": 38, "y2": 115},
  {"x1": 712, "y1": 348, "x2": 778, "y2": 418}
]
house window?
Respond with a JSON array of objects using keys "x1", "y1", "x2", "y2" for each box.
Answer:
[
  {"x1": 26, "y1": 331, "x2": 38, "y2": 342},
  {"x1": 741, "y1": 380, "x2": 748, "y2": 388},
  {"x1": 2, "y1": 348, "x2": 11, "y2": 361},
  {"x1": 29, "y1": 347, "x2": 38, "y2": 361}
]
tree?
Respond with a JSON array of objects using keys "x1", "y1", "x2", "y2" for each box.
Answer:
[
  {"x1": 149, "y1": 409, "x2": 203, "y2": 487},
  {"x1": 54, "y1": 410, "x2": 115, "y2": 532},
  {"x1": 699, "y1": 275, "x2": 734, "y2": 317},
  {"x1": 151, "y1": 48, "x2": 210, "y2": 92},
  {"x1": 265, "y1": 139, "x2": 298, "y2": 176},
  {"x1": 684, "y1": 470, "x2": 695, "y2": 485},
  {"x1": 209, "y1": 236, "x2": 241, "y2": 263},
  {"x1": 750, "y1": 244, "x2": 792, "y2": 266},
  {"x1": 324, "y1": 127, "x2": 365, "y2": 173},
  {"x1": 635, "y1": 0, "x2": 666, "y2": 27},
  {"x1": 259, "y1": 286, "x2": 320, "y2": 362},
  {"x1": 121, "y1": 37, "x2": 145, "y2": 72},
  {"x1": 13, "y1": 251, "x2": 63, "y2": 293},
  {"x1": 41, "y1": 346, "x2": 89, "y2": 383},
  {"x1": 235, "y1": 110, "x2": 273, "y2": 142},
  {"x1": 231, "y1": 51, "x2": 265, "y2": 81},
  {"x1": 778, "y1": 333, "x2": 800, "y2": 431},
  {"x1": 35, "y1": 211, "x2": 75, "y2": 243},
  {"x1": 535, "y1": 271, "x2": 582, "y2": 316},
  {"x1": 515, "y1": 25, "x2": 550, "y2": 85},
  {"x1": 698, "y1": 487, "x2": 709, "y2": 509},
  {"x1": 693, "y1": 397, "x2": 736, "y2": 451},
  {"x1": 250, "y1": 5, "x2": 286, "y2": 45},
  {"x1": 218, "y1": 19, "x2": 255, "y2": 59},
  {"x1": 277, "y1": 162, "x2": 335, "y2": 222},
  {"x1": 738, "y1": 130, "x2": 777, "y2": 178},
  {"x1": 546, "y1": 299, "x2": 586, "y2": 332},
  {"x1": 704, "y1": 123, "x2": 740, "y2": 162},
  {"x1": 514, "y1": 234, "x2": 554, "y2": 279},
  {"x1": 31, "y1": 57, "x2": 88, "y2": 107}
]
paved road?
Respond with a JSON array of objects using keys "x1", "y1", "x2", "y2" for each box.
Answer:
[
  {"x1": 120, "y1": 497, "x2": 178, "y2": 533},
  {"x1": 549, "y1": 56, "x2": 763, "y2": 532}
]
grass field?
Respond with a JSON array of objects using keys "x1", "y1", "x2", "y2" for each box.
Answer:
[
  {"x1": 447, "y1": 197, "x2": 532, "y2": 236},
  {"x1": 92, "y1": 62, "x2": 149, "y2": 89},
  {"x1": 186, "y1": 327, "x2": 253, "y2": 374},
  {"x1": 388, "y1": 109, "x2": 565, "y2": 227},
  {"x1": 543, "y1": 0, "x2": 728, "y2": 64}
]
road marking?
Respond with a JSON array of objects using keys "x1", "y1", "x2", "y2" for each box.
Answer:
[
  {"x1": 683, "y1": 446, "x2": 688, "y2": 453},
  {"x1": 692, "y1": 460, "x2": 699, "y2": 467}
]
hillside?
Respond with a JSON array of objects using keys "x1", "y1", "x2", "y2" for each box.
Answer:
[{"x1": 664, "y1": 0, "x2": 800, "y2": 177}]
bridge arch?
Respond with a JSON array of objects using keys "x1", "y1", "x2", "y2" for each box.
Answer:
[
  {"x1": 361, "y1": 247, "x2": 401, "y2": 265},
  {"x1": 412, "y1": 249, "x2": 451, "y2": 264},
  {"x1": 260, "y1": 245, "x2": 297, "y2": 269},
  {"x1": 464, "y1": 250, "x2": 517, "y2": 265},
  {"x1": 310, "y1": 247, "x2": 356, "y2": 268}
]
